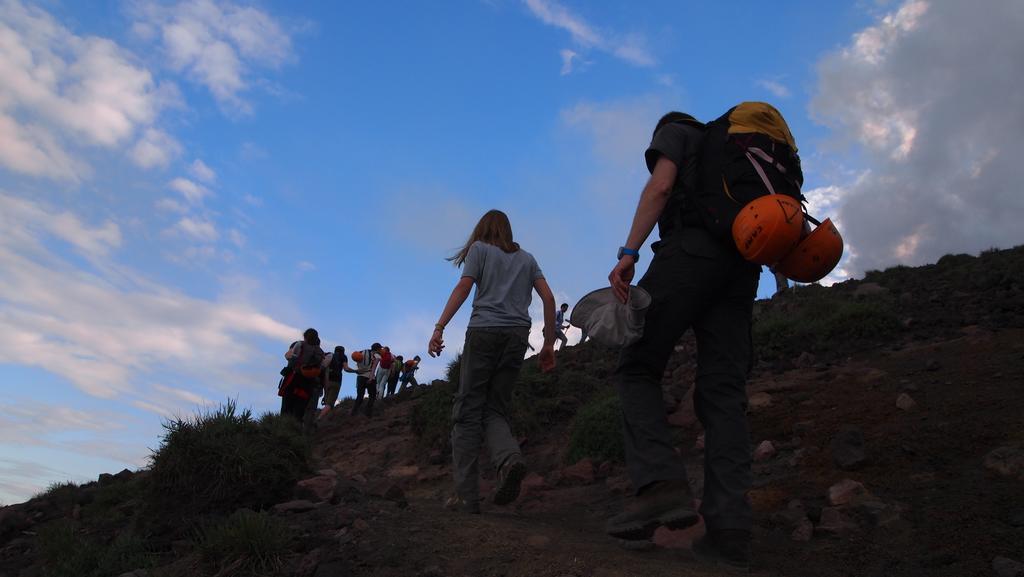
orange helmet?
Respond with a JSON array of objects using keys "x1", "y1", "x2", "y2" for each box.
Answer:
[
  {"x1": 351, "y1": 350, "x2": 364, "y2": 363},
  {"x1": 775, "y1": 217, "x2": 844, "y2": 283},
  {"x1": 732, "y1": 195, "x2": 804, "y2": 265}
]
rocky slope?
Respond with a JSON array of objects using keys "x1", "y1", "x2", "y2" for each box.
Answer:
[{"x1": 2, "y1": 246, "x2": 1023, "y2": 577}]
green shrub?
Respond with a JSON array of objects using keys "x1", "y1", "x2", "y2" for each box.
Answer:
[
  {"x1": 147, "y1": 400, "x2": 311, "y2": 518},
  {"x1": 445, "y1": 353, "x2": 462, "y2": 390},
  {"x1": 754, "y1": 285, "x2": 900, "y2": 360},
  {"x1": 196, "y1": 509, "x2": 291, "y2": 576},
  {"x1": 566, "y1": 394, "x2": 624, "y2": 464},
  {"x1": 409, "y1": 381, "x2": 454, "y2": 449},
  {"x1": 38, "y1": 520, "x2": 151, "y2": 577},
  {"x1": 34, "y1": 481, "x2": 79, "y2": 513}
]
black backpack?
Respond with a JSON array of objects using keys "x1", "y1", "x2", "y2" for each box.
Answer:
[{"x1": 678, "y1": 102, "x2": 805, "y2": 243}]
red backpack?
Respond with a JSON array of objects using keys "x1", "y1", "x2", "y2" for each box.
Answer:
[{"x1": 380, "y1": 350, "x2": 394, "y2": 369}]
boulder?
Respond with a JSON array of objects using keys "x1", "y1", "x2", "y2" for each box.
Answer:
[
  {"x1": 521, "y1": 473, "x2": 550, "y2": 495},
  {"x1": 896, "y1": 393, "x2": 917, "y2": 411},
  {"x1": 295, "y1": 475, "x2": 338, "y2": 503},
  {"x1": 816, "y1": 507, "x2": 858, "y2": 536},
  {"x1": 830, "y1": 426, "x2": 866, "y2": 470},
  {"x1": 748, "y1": 392, "x2": 774, "y2": 412},
  {"x1": 984, "y1": 446, "x2": 1024, "y2": 480},
  {"x1": 754, "y1": 441, "x2": 777, "y2": 462},
  {"x1": 386, "y1": 465, "x2": 420, "y2": 479},
  {"x1": 827, "y1": 479, "x2": 869, "y2": 506},
  {"x1": 993, "y1": 557, "x2": 1024, "y2": 577},
  {"x1": 791, "y1": 518, "x2": 814, "y2": 542},
  {"x1": 559, "y1": 459, "x2": 595, "y2": 486},
  {"x1": 113, "y1": 468, "x2": 134, "y2": 481}
]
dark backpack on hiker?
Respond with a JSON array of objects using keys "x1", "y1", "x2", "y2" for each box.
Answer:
[{"x1": 688, "y1": 102, "x2": 805, "y2": 243}]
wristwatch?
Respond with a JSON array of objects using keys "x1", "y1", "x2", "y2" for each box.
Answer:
[{"x1": 617, "y1": 246, "x2": 639, "y2": 262}]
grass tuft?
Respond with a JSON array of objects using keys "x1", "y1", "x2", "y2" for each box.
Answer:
[{"x1": 196, "y1": 509, "x2": 291, "y2": 576}]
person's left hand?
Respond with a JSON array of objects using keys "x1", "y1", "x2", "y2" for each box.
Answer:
[
  {"x1": 428, "y1": 329, "x2": 445, "y2": 357},
  {"x1": 538, "y1": 344, "x2": 556, "y2": 373}
]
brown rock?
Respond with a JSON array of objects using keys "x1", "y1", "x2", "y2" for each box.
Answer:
[
  {"x1": 352, "y1": 518, "x2": 370, "y2": 532},
  {"x1": 791, "y1": 518, "x2": 814, "y2": 542},
  {"x1": 606, "y1": 475, "x2": 632, "y2": 495},
  {"x1": 350, "y1": 474, "x2": 368, "y2": 484},
  {"x1": 521, "y1": 473, "x2": 549, "y2": 494},
  {"x1": 526, "y1": 534, "x2": 551, "y2": 548},
  {"x1": 317, "y1": 468, "x2": 338, "y2": 478},
  {"x1": 387, "y1": 465, "x2": 420, "y2": 479},
  {"x1": 652, "y1": 522, "x2": 704, "y2": 549},
  {"x1": 984, "y1": 446, "x2": 1024, "y2": 480},
  {"x1": 383, "y1": 484, "x2": 408, "y2": 507},
  {"x1": 854, "y1": 500, "x2": 901, "y2": 527},
  {"x1": 754, "y1": 440, "x2": 777, "y2": 462},
  {"x1": 993, "y1": 556, "x2": 1024, "y2": 577},
  {"x1": 295, "y1": 475, "x2": 338, "y2": 503},
  {"x1": 827, "y1": 479, "x2": 869, "y2": 506},
  {"x1": 748, "y1": 392, "x2": 773, "y2": 412},
  {"x1": 560, "y1": 459, "x2": 595, "y2": 486},
  {"x1": 816, "y1": 507, "x2": 858, "y2": 535},
  {"x1": 896, "y1": 393, "x2": 917, "y2": 411}
]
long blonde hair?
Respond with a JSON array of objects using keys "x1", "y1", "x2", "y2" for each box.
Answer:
[{"x1": 449, "y1": 209, "x2": 520, "y2": 267}]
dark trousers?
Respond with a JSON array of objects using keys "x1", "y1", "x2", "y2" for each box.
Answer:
[
  {"x1": 614, "y1": 232, "x2": 759, "y2": 532},
  {"x1": 451, "y1": 327, "x2": 530, "y2": 501},
  {"x1": 282, "y1": 392, "x2": 309, "y2": 422},
  {"x1": 387, "y1": 375, "x2": 400, "y2": 396},
  {"x1": 351, "y1": 375, "x2": 377, "y2": 417}
]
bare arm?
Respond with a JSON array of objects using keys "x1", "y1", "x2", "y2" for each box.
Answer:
[
  {"x1": 533, "y1": 277, "x2": 557, "y2": 372},
  {"x1": 429, "y1": 276, "x2": 475, "y2": 357},
  {"x1": 609, "y1": 156, "x2": 677, "y2": 302},
  {"x1": 342, "y1": 362, "x2": 358, "y2": 374}
]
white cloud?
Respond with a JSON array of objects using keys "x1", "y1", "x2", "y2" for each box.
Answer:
[
  {"x1": 155, "y1": 197, "x2": 188, "y2": 213},
  {"x1": 0, "y1": 0, "x2": 173, "y2": 179},
  {"x1": 175, "y1": 215, "x2": 219, "y2": 242},
  {"x1": 227, "y1": 228, "x2": 246, "y2": 248},
  {"x1": 189, "y1": 158, "x2": 216, "y2": 182},
  {"x1": 0, "y1": 192, "x2": 298, "y2": 400},
  {"x1": 0, "y1": 191, "x2": 121, "y2": 259},
  {"x1": 132, "y1": 0, "x2": 294, "y2": 113},
  {"x1": 168, "y1": 177, "x2": 210, "y2": 204},
  {"x1": 757, "y1": 78, "x2": 792, "y2": 99},
  {"x1": 523, "y1": 0, "x2": 655, "y2": 68},
  {"x1": 559, "y1": 48, "x2": 577, "y2": 75},
  {"x1": 296, "y1": 260, "x2": 316, "y2": 272},
  {"x1": 561, "y1": 95, "x2": 668, "y2": 170},
  {"x1": 810, "y1": 0, "x2": 1024, "y2": 274},
  {"x1": 130, "y1": 128, "x2": 182, "y2": 168}
]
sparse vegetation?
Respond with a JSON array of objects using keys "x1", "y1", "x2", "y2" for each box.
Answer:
[
  {"x1": 196, "y1": 509, "x2": 291, "y2": 577},
  {"x1": 147, "y1": 400, "x2": 312, "y2": 518},
  {"x1": 566, "y1": 393, "x2": 624, "y2": 464},
  {"x1": 38, "y1": 520, "x2": 151, "y2": 577}
]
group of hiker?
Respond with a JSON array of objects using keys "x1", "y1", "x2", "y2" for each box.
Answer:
[
  {"x1": 275, "y1": 101, "x2": 838, "y2": 572},
  {"x1": 277, "y1": 332, "x2": 421, "y2": 424}
]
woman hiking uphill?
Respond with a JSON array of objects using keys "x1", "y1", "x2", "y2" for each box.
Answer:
[{"x1": 429, "y1": 209, "x2": 557, "y2": 514}]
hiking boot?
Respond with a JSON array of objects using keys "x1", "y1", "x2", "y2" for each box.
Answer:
[
  {"x1": 605, "y1": 479, "x2": 698, "y2": 540},
  {"x1": 444, "y1": 495, "x2": 481, "y2": 514},
  {"x1": 692, "y1": 529, "x2": 751, "y2": 572},
  {"x1": 493, "y1": 455, "x2": 528, "y2": 506}
]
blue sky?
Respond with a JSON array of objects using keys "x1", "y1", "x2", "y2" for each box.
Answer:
[{"x1": 2, "y1": 0, "x2": 1022, "y2": 503}]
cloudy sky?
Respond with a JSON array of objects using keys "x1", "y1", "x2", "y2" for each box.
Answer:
[{"x1": 1, "y1": 0, "x2": 1021, "y2": 503}]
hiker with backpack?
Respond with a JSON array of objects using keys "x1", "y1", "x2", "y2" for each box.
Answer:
[
  {"x1": 399, "y1": 355, "x2": 421, "y2": 390},
  {"x1": 428, "y1": 209, "x2": 557, "y2": 514},
  {"x1": 321, "y1": 346, "x2": 357, "y2": 418},
  {"x1": 555, "y1": 303, "x2": 570, "y2": 350},
  {"x1": 376, "y1": 346, "x2": 395, "y2": 398},
  {"x1": 387, "y1": 355, "x2": 404, "y2": 397},
  {"x1": 351, "y1": 342, "x2": 382, "y2": 417},
  {"x1": 279, "y1": 328, "x2": 325, "y2": 423},
  {"x1": 602, "y1": 103, "x2": 812, "y2": 570}
]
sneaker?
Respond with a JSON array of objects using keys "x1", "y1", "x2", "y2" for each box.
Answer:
[
  {"x1": 605, "y1": 479, "x2": 699, "y2": 540},
  {"x1": 692, "y1": 529, "x2": 751, "y2": 572},
  {"x1": 493, "y1": 455, "x2": 528, "y2": 506},
  {"x1": 444, "y1": 495, "x2": 481, "y2": 514}
]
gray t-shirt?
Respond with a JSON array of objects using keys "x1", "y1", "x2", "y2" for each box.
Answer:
[{"x1": 462, "y1": 241, "x2": 543, "y2": 328}]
